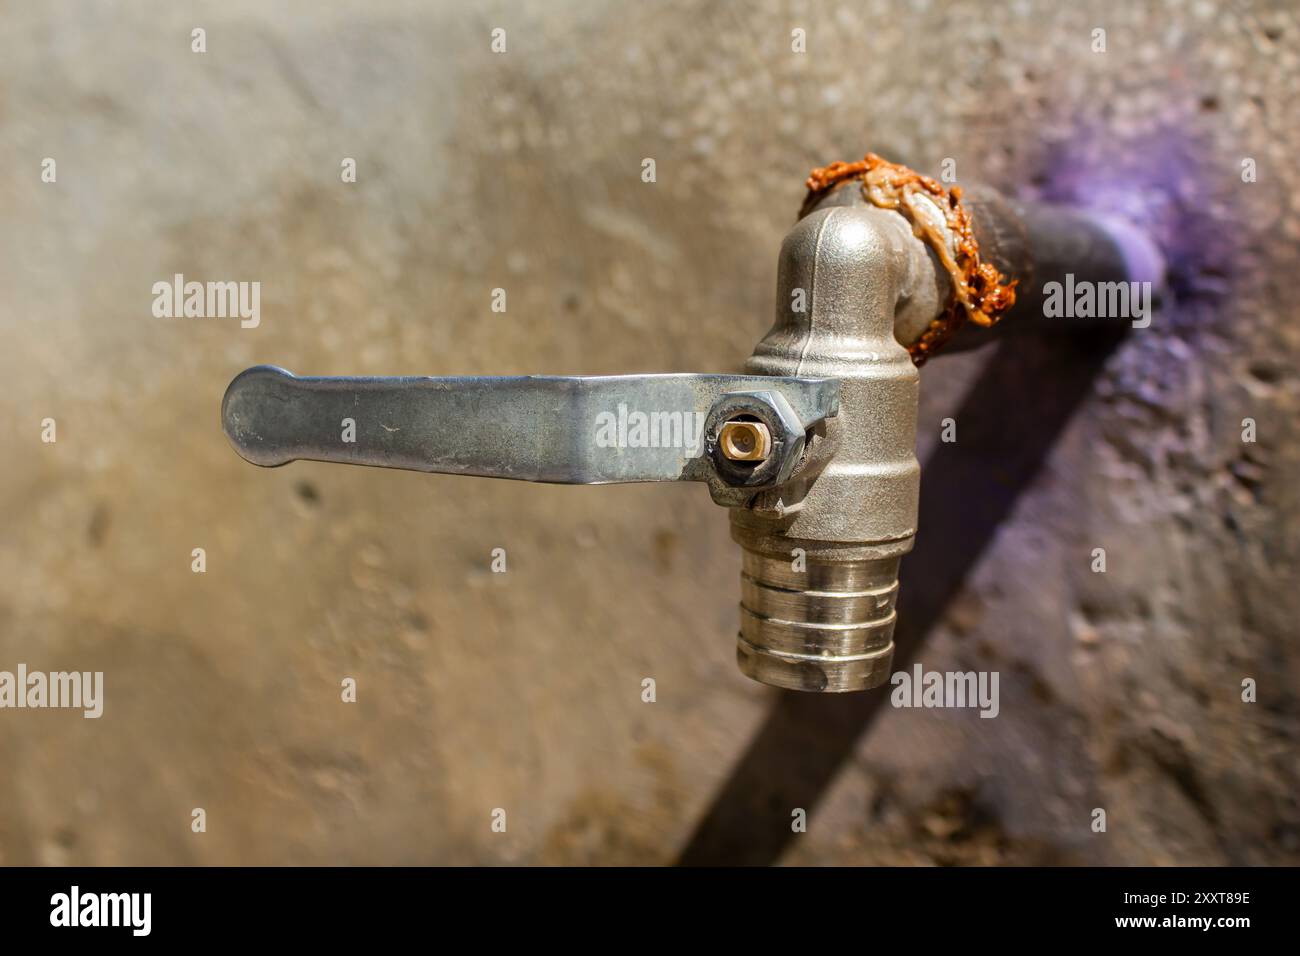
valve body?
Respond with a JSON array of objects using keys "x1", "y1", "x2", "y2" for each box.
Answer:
[
  {"x1": 731, "y1": 199, "x2": 929, "y2": 692},
  {"x1": 223, "y1": 167, "x2": 1160, "y2": 695}
]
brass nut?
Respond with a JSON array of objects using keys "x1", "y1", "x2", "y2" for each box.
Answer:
[{"x1": 720, "y1": 421, "x2": 772, "y2": 462}]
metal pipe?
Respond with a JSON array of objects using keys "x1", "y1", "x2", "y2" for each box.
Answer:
[
  {"x1": 945, "y1": 187, "x2": 1165, "y2": 349},
  {"x1": 809, "y1": 180, "x2": 1164, "y2": 354}
]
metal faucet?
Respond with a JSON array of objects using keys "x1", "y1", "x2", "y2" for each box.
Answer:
[{"x1": 222, "y1": 160, "x2": 1161, "y2": 693}]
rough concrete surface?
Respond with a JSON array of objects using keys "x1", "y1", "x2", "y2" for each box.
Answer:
[{"x1": 0, "y1": 0, "x2": 1297, "y2": 865}]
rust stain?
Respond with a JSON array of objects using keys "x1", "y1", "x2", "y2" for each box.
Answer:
[{"x1": 801, "y1": 153, "x2": 1018, "y2": 365}]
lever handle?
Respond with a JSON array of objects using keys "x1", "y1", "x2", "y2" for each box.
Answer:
[{"x1": 222, "y1": 366, "x2": 838, "y2": 488}]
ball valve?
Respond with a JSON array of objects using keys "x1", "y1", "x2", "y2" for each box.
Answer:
[{"x1": 222, "y1": 155, "x2": 1161, "y2": 693}]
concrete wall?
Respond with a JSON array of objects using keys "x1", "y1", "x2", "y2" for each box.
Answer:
[{"x1": 0, "y1": 0, "x2": 1296, "y2": 864}]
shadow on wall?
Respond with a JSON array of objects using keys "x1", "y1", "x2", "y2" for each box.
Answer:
[{"x1": 678, "y1": 326, "x2": 1128, "y2": 866}]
